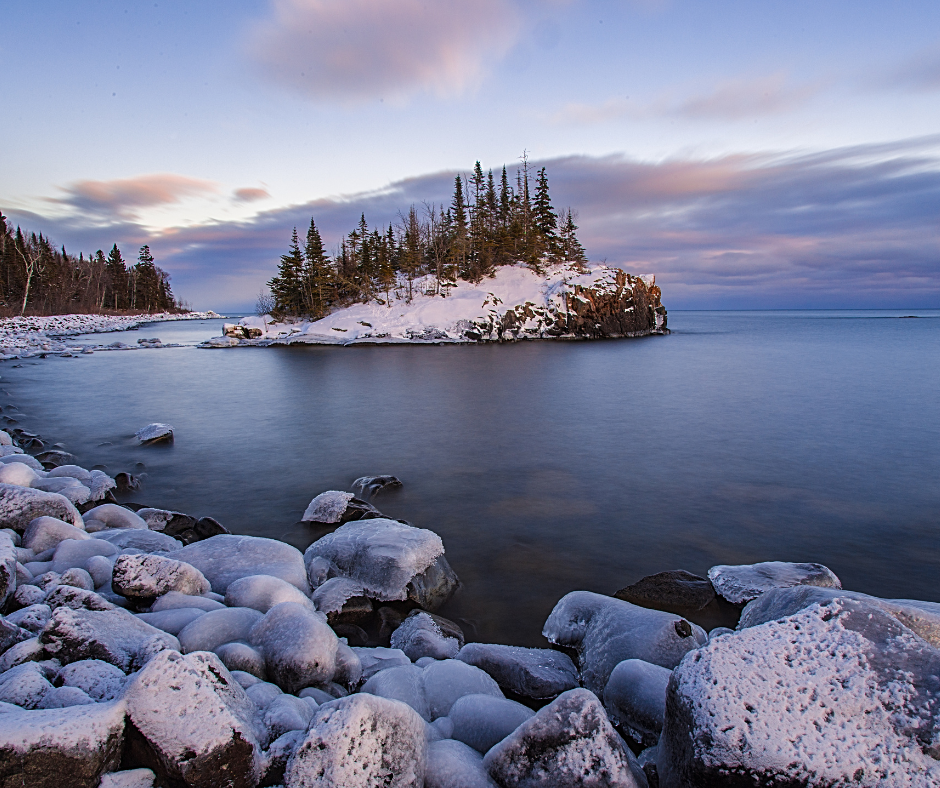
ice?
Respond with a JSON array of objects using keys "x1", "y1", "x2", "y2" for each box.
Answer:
[
  {"x1": 603, "y1": 658, "x2": 671, "y2": 747},
  {"x1": 136, "y1": 607, "x2": 207, "y2": 635},
  {"x1": 285, "y1": 693, "x2": 427, "y2": 788},
  {"x1": 303, "y1": 518, "x2": 443, "y2": 602},
  {"x1": 248, "y1": 601, "x2": 339, "y2": 693},
  {"x1": 259, "y1": 693, "x2": 314, "y2": 745},
  {"x1": 448, "y1": 694, "x2": 534, "y2": 754},
  {"x1": 258, "y1": 729, "x2": 303, "y2": 787},
  {"x1": 59, "y1": 567, "x2": 95, "y2": 591},
  {"x1": 0, "y1": 483, "x2": 83, "y2": 531},
  {"x1": 333, "y1": 641, "x2": 363, "y2": 689},
  {"x1": 426, "y1": 739, "x2": 499, "y2": 788},
  {"x1": 245, "y1": 680, "x2": 283, "y2": 708},
  {"x1": 0, "y1": 637, "x2": 44, "y2": 673},
  {"x1": 111, "y1": 553, "x2": 210, "y2": 600},
  {"x1": 0, "y1": 663, "x2": 53, "y2": 708},
  {"x1": 37, "y1": 684, "x2": 96, "y2": 708},
  {"x1": 92, "y1": 528, "x2": 183, "y2": 553},
  {"x1": 6, "y1": 603, "x2": 52, "y2": 635},
  {"x1": 0, "y1": 461, "x2": 41, "y2": 486},
  {"x1": 224, "y1": 573, "x2": 316, "y2": 614},
  {"x1": 0, "y1": 454, "x2": 41, "y2": 470},
  {"x1": 31, "y1": 476, "x2": 91, "y2": 505},
  {"x1": 23, "y1": 516, "x2": 89, "y2": 552},
  {"x1": 456, "y1": 643, "x2": 579, "y2": 700},
  {"x1": 353, "y1": 646, "x2": 412, "y2": 682},
  {"x1": 135, "y1": 423, "x2": 174, "y2": 444},
  {"x1": 707, "y1": 560, "x2": 841, "y2": 605},
  {"x1": 543, "y1": 591, "x2": 707, "y2": 694},
  {"x1": 150, "y1": 590, "x2": 226, "y2": 612},
  {"x1": 391, "y1": 611, "x2": 461, "y2": 661},
  {"x1": 176, "y1": 606, "x2": 264, "y2": 653},
  {"x1": 82, "y1": 504, "x2": 148, "y2": 531},
  {"x1": 422, "y1": 659, "x2": 504, "y2": 720},
  {"x1": 99, "y1": 769, "x2": 156, "y2": 788},
  {"x1": 310, "y1": 576, "x2": 367, "y2": 615},
  {"x1": 0, "y1": 431, "x2": 10, "y2": 447},
  {"x1": 302, "y1": 490, "x2": 354, "y2": 523},
  {"x1": 216, "y1": 641, "x2": 268, "y2": 679},
  {"x1": 50, "y1": 537, "x2": 118, "y2": 573},
  {"x1": 360, "y1": 664, "x2": 430, "y2": 720},
  {"x1": 0, "y1": 533, "x2": 14, "y2": 610},
  {"x1": 57, "y1": 659, "x2": 127, "y2": 701}
]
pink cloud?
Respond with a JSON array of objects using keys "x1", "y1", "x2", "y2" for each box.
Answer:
[
  {"x1": 56, "y1": 173, "x2": 218, "y2": 218},
  {"x1": 233, "y1": 187, "x2": 271, "y2": 203}
]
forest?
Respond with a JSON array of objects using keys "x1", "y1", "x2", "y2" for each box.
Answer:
[
  {"x1": 266, "y1": 158, "x2": 589, "y2": 319},
  {"x1": 0, "y1": 213, "x2": 180, "y2": 317}
]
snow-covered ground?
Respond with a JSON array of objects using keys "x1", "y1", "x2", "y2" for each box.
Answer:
[
  {"x1": 212, "y1": 263, "x2": 662, "y2": 347},
  {"x1": 0, "y1": 311, "x2": 220, "y2": 358}
]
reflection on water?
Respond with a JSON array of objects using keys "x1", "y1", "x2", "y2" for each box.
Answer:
[{"x1": 4, "y1": 311, "x2": 940, "y2": 645}]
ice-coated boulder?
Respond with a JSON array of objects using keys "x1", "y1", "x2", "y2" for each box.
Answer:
[
  {"x1": 6, "y1": 603, "x2": 52, "y2": 635},
  {"x1": 39, "y1": 606, "x2": 179, "y2": 671},
  {"x1": 543, "y1": 591, "x2": 706, "y2": 695},
  {"x1": 111, "y1": 553, "x2": 210, "y2": 600},
  {"x1": 31, "y1": 476, "x2": 92, "y2": 505},
  {"x1": 23, "y1": 516, "x2": 89, "y2": 553},
  {"x1": 301, "y1": 490, "x2": 384, "y2": 525},
  {"x1": 0, "y1": 531, "x2": 15, "y2": 609},
  {"x1": 657, "y1": 597, "x2": 940, "y2": 788},
  {"x1": 423, "y1": 659, "x2": 504, "y2": 720},
  {"x1": 0, "y1": 454, "x2": 41, "y2": 470},
  {"x1": 99, "y1": 769, "x2": 157, "y2": 788},
  {"x1": 57, "y1": 659, "x2": 127, "y2": 701},
  {"x1": 177, "y1": 607, "x2": 264, "y2": 654},
  {"x1": 50, "y1": 537, "x2": 118, "y2": 574},
  {"x1": 0, "y1": 461, "x2": 42, "y2": 486},
  {"x1": 615, "y1": 569, "x2": 740, "y2": 630},
  {"x1": 224, "y1": 573, "x2": 316, "y2": 614},
  {"x1": 136, "y1": 607, "x2": 207, "y2": 636},
  {"x1": 245, "y1": 679, "x2": 283, "y2": 709},
  {"x1": 603, "y1": 659, "x2": 671, "y2": 748},
  {"x1": 135, "y1": 423, "x2": 174, "y2": 445},
  {"x1": 448, "y1": 693, "x2": 535, "y2": 754},
  {"x1": 0, "y1": 700, "x2": 126, "y2": 787},
  {"x1": 484, "y1": 688, "x2": 645, "y2": 788},
  {"x1": 285, "y1": 693, "x2": 427, "y2": 788},
  {"x1": 37, "y1": 684, "x2": 97, "y2": 709},
  {"x1": 360, "y1": 663, "x2": 430, "y2": 720},
  {"x1": 353, "y1": 475, "x2": 403, "y2": 497},
  {"x1": 456, "y1": 643, "x2": 579, "y2": 701},
  {"x1": 426, "y1": 739, "x2": 499, "y2": 788},
  {"x1": 0, "y1": 637, "x2": 44, "y2": 673},
  {"x1": 216, "y1": 642, "x2": 267, "y2": 680},
  {"x1": 353, "y1": 646, "x2": 412, "y2": 683},
  {"x1": 391, "y1": 611, "x2": 463, "y2": 661},
  {"x1": 260, "y1": 693, "x2": 315, "y2": 745},
  {"x1": 333, "y1": 641, "x2": 363, "y2": 689},
  {"x1": 85, "y1": 554, "x2": 114, "y2": 588},
  {"x1": 707, "y1": 560, "x2": 841, "y2": 605},
  {"x1": 0, "y1": 662, "x2": 54, "y2": 708},
  {"x1": 59, "y1": 567, "x2": 95, "y2": 591},
  {"x1": 248, "y1": 601, "x2": 338, "y2": 693},
  {"x1": 0, "y1": 483, "x2": 83, "y2": 531},
  {"x1": 93, "y1": 528, "x2": 183, "y2": 553},
  {"x1": 124, "y1": 650, "x2": 260, "y2": 788},
  {"x1": 310, "y1": 576, "x2": 368, "y2": 615},
  {"x1": 150, "y1": 590, "x2": 226, "y2": 613},
  {"x1": 44, "y1": 585, "x2": 117, "y2": 612},
  {"x1": 82, "y1": 504, "x2": 148, "y2": 531},
  {"x1": 170, "y1": 534, "x2": 309, "y2": 595}
]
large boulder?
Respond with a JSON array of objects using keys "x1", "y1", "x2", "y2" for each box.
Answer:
[
  {"x1": 0, "y1": 531, "x2": 15, "y2": 609},
  {"x1": 0, "y1": 700, "x2": 126, "y2": 787},
  {"x1": 707, "y1": 560, "x2": 841, "y2": 605},
  {"x1": 23, "y1": 516, "x2": 89, "y2": 553},
  {"x1": 542, "y1": 591, "x2": 707, "y2": 695},
  {"x1": 177, "y1": 607, "x2": 264, "y2": 654},
  {"x1": 123, "y1": 650, "x2": 260, "y2": 788},
  {"x1": 456, "y1": 643, "x2": 579, "y2": 701},
  {"x1": 483, "y1": 688, "x2": 645, "y2": 788},
  {"x1": 657, "y1": 597, "x2": 940, "y2": 787},
  {"x1": 0, "y1": 483, "x2": 82, "y2": 532},
  {"x1": 111, "y1": 553, "x2": 210, "y2": 600},
  {"x1": 615, "y1": 569, "x2": 740, "y2": 630},
  {"x1": 285, "y1": 693, "x2": 427, "y2": 788}
]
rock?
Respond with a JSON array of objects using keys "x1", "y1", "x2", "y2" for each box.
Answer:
[
  {"x1": 93, "y1": 529, "x2": 183, "y2": 553},
  {"x1": 0, "y1": 483, "x2": 83, "y2": 531},
  {"x1": 0, "y1": 662, "x2": 53, "y2": 708},
  {"x1": 258, "y1": 729, "x2": 303, "y2": 787},
  {"x1": 150, "y1": 590, "x2": 226, "y2": 613},
  {"x1": 0, "y1": 700, "x2": 125, "y2": 787},
  {"x1": 112, "y1": 553, "x2": 210, "y2": 600},
  {"x1": 391, "y1": 611, "x2": 464, "y2": 661},
  {"x1": 248, "y1": 602, "x2": 338, "y2": 693},
  {"x1": 44, "y1": 585, "x2": 117, "y2": 611},
  {"x1": 707, "y1": 560, "x2": 841, "y2": 605},
  {"x1": 360, "y1": 664, "x2": 430, "y2": 720},
  {"x1": 23, "y1": 516, "x2": 89, "y2": 553},
  {"x1": 483, "y1": 688, "x2": 645, "y2": 788},
  {"x1": 0, "y1": 455, "x2": 42, "y2": 471},
  {"x1": 426, "y1": 739, "x2": 499, "y2": 788},
  {"x1": 13, "y1": 584, "x2": 45, "y2": 608},
  {"x1": 224, "y1": 573, "x2": 316, "y2": 614},
  {"x1": 423, "y1": 659, "x2": 504, "y2": 721},
  {"x1": 177, "y1": 607, "x2": 263, "y2": 654},
  {"x1": 260, "y1": 693, "x2": 315, "y2": 745},
  {"x1": 448, "y1": 693, "x2": 535, "y2": 754},
  {"x1": 300, "y1": 490, "x2": 384, "y2": 525},
  {"x1": 31, "y1": 476, "x2": 91, "y2": 505},
  {"x1": 135, "y1": 423, "x2": 174, "y2": 445},
  {"x1": 170, "y1": 535, "x2": 309, "y2": 595},
  {"x1": 0, "y1": 461, "x2": 41, "y2": 486},
  {"x1": 309, "y1": 576, "x2": 371, "y2": 621},
  {"x1": 406, "y1": 555, "x2": 460, "y2": 611},
  {"x1": 37, "y1": 684, "x2": 97, "y2": 708},
  {"x1": 0, "y1": 637, "x2": 44, "y2": 673},
  {"x1": 136, "y1": 507, "x2": 196, "y2": 533},
  {"x1": 215, "y1": 642, "x2": 267, "y2": 680},
  {"x1": 59, "y1": 567, "x2": 95, "y2": 591},
  {"x1": 99, "y1": 769, "x2": 157, "y2": 788},
  {"x1": 50, "y1": 537, "x2": 118, "y2": 573},
  {"x1": 123, "y1": 650, "x2": 260, "y2": 788},
  {"x1": 245, "y1": 679, "x2": 283, "y2": 709},
  {"x1": 657, "y1": 596, "x2": 940, "y2": 788},
  {"x1": 615, "y1": 569, "x2": 740, "y2": 630},
  {"x1": 456, "y1": 643, "x2": 579, "y2": 701},
  {"x1": 57, "y1": 659, "x2": 127, "y2": 701},
  {"x1": 543, "y1": 591, "x2": 707, "y2": 695},
  {"x1": 285, "y1": 693, "x2": 427, "y2": 788},
  {"x1": 603, "y1": 659, "x2": 671, "y2": 748},
  {"x1": 353, "y1": 646, "x2": 412, "y2": 682},
  {"x1": 35, "y1": 449, "x2": 76, "y2": 468},
  {"x1": 352, "y1": 475, "x2": 403, "y2": 497},
  {"x1": 82, "y1": 504, "x2": 148, "y2": 531},
  {"x1": 6, "y1": 604, "x2": 52, "y2": 635},
  {"x1": 135, "y1": 607, "x2": 207, "y2": 636},
  {"x1": 39, "y1": 606, "x2": 179, "y2": 671},
  {"x1": 0, "y1": 532, "x2": 15, "y2": 609}
]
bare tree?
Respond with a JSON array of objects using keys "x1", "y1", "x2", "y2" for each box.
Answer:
[{"x1": 14, "y1": 241, "x2": 42, "y2": 316}]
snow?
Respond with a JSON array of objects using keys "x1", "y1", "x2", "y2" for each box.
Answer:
[
  {"x1": 0, "y1": 663, "x2": 53, "y2": 708},
  {"x1": 57, "y1": 659, "x2": 127, "y2": 702},
  {"x1": 6, "y1": 603, "x2": 52, "y2": 635},
  {"x1": 216, "y1": 642, "x2": 268, "y2": 679},
  {"x1": 99, "y1": 769, "x2": 157, "y2": 788},
  {"x1": 302, "y1": 490, "x2": 354, "y2": 523},
  {"x1": 93, "y1": 528, "x2": 182, "y2": 553},
  {"x1": 0, "y1": 462, "x2": 42, "y2": 486},
  {"x1": 603, "y1": 658, "x2": 671, "y2": 747},
  {"x1": 0, "y1": 483, "x2": 83, "y2": 531},
  {"x1": 111, "y1": 553, "x2": 210, "y2": 600},
  {"x1": 707, "y1": 560, "x2": 842, "y2": 605},
  {"x1": 455, "y1": 643, "x2": 579, "y2": 700},
  {"x1": 447, "y1": 694, "x2": 534, "y2": 754},
  {"x1": 37, "y1": 685, "x2": 97, "y2": 708}
]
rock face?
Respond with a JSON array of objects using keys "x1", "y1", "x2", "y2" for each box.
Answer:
[
  {"x1": 111, "y1": 554, "x2": 210, "y2": 600},
  {"x1": 123, "y1": 650, "x2": 260, "y2": 788},
  {"x1": 456, "y1": 643, "x2": 579, "y2": 701},
  {"x1": 0, "y1": 700, "x2": 126, "y2": 788},
  {"x1": 285, "y1": 693, "x2": 427, "y2": 788},
  {"x1": 0, "y1": 483, "x2": 83, "y2": 531},
  {"x1": 657, "y1": 597, "x2": 940, "y2": 788},
  {"x1": 707, "y1": 560, "x2": 841, "y2": 605},
  {"x1": 552, "y1": 269, "x2": 666, "y2": 339},
  {"x1": 483, "y1": 688, "x2": 644, "y2": 788}
]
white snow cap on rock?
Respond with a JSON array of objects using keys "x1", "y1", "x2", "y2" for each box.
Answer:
[
  {"x1": 302, "y1": 491, "x2": 354, "y2": 523},
  {"x1": 135, "y1": 423, "x2": 174, "y2": 443},
  {"x1": 707, "y1": 560, "x2": 841, "y2": 605}
]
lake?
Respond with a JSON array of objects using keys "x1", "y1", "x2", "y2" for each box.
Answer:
[{"x1": 4, "y1": 310, "x2": 939, "y2": 646}]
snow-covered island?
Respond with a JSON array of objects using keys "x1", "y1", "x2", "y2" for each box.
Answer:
[{"x1": 205, "y1": 263, "x2": 667, "y2": 348}]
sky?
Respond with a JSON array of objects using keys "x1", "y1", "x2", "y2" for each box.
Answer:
[{"x1": 2, "y1": 0, "x2": 939, "y2": 311}]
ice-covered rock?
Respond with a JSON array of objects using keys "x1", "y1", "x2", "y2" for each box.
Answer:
[
  {"x1": 258, "y1": 729, "x2": 303, "y2": 787},
  {"x1": 123, "y1": 650, "x2": 260, "y2": 788},
  {"x1": 136, "y1": 607, "x2": 207, "y2": 636},
  {"x1": 170, "y1": 534, "x2": 309, "y2": 594},
  {"x1": 285, "y1": 693, "x2": 427, "y2": 788},
  {"x1": 360, "y1": 664, "x2": 430, "y2": 720},
  {"x1": 44, "y1": 585, "x2": 117, "y2": 611},
  {"x1": 23, "y1": 516, "x2": 89, "y2": 553},
  {"x1": 50, "y1": 537, "x2": 118, "y2": 573},
  {"x1": 426, "y1": 739, "x2": 499, "y2": 788},
  {"x1": 423, "y1": 659, "x2": 504, "y2": 720},
  {"x1": 37, "y1": 684, "x2": 97, "y2": 708},
  {"x1": 39, "y1": 606, "x2": 179, "y2": 671},
  {"x1": 13, "y1": 583, "x2": 44, "y2": 608},
  {"x1": 0, "y1": 532, "x2": 15, "y2": 609},
  {"x1": 150, "y1": 590, "x2": 226, "y2": 613},
  {"x1": 391, "y1": 611, "x2": 463, "y2": 661},
  {"x1": 57, "y1": 659, "x2": 127, "y2": 701},
  {"x1": 0, "y1": 662, "x2": 54, "y2": 708},
  {"x1": 707, "y1": 560, "x2": 841, "y2": 605},
  {"x1": 603, "y1": 659, "x2": 671, "y2": 748},
  {"x1": 93, "y1": 528, "x2": 183, "y2": 553},
  {"x1": 353, "y1": 646, "x2": 412, "y2": 683},
  {"x1": 6, "y1": 603, "x2": 52, "y2": 635},
  {"x1": 111, "y1": 553, "x2": 210, "y2": 600},
  {"x1": 456, "y1": 643, "x2": 579, "y2": 701},
  {"x1": 0, "y1": 615, "x2": 32, "y2": 654},
  {"x1": 448, "y1": 693, "x2": 535, "y2": 754},
  {"x1": 99, "y1": 769, "x2": 157, "y2": 788},
  {"x1": 85, "y1": 554, "x2": 115, "y2": 588},
  {"x1": 301, "y1": 490, "x2": 383, "y2": 525},
  {"x1": 0, "y1": 636, "x2": 43, "y2": 672},
  {"x1": 484, "y1": 688, "x2": 645, "y2": 788},
  {"x1": 0, "y1": 483, "x2": 83, "y2": 531},
  {"x1": 0, "y1": 454, "x2": 41, "y2": 470},
  {"x1": 224, "y1": 573, "x2": 315, "y2": 614},
  {"x1": 353, "y1": 475, "x2": 403, "y2": 497},
  {"x1": 59, "y1": 567, "x2": 95, "y2": 591},
  {"x1": 333, "y1": 641, "x2": 363, "y2": 689},
  {"x1": 310, "y1": 575, "x2": 368, "y2": 615},
  {"x1": 0, "y1": 700, "x2": 126, "y2": 787},
  {"x1": 245, "y1": 679, "x2": 283, "y2": 709},
  {"x1": 216, "y1": 642, "x2": 267, "y2": 680},
  {"x1": 135, "y1": 423, "x2": 174, "y2": 445},
  {"x1": 177, "y1": 607, "x2": 264, "y2": 654},
  {"x1": 248, "y1": 601, "x2": 339, "y2": 693},
  {"x1": 31, "y1": 475, "x2": 92, "y2": 505},
  {"x1": 0, "y1": 431, "x2": 11, "y2": 447},
  {"x1": 82, "y1": 504, "x2": 148, "y2": 531},
  {"x1": 260, "y1": 693, "x2": 315, "y2": 745},
  {"x1": 0, "y1": 461, "x2": 41, "y2": 486},
  {"x1": 543, "y1": 591, "x2": 706, "y2": 695}
]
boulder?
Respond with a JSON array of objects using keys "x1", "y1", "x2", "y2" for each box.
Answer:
[
  {"x1": 448, "y1": 693, "x2": 535, "y2": 754},
  {"x1": 135, "y1": 423, "x2": 174, "y2": 445},
  {"x1": 177, "y1": 607, "x2": 264, "y2": 654},
  {"x1": 82, "y1": 504, "x2": 148, "y2": 531},
  {"x1": 707, "y1": 560, "x2": 841, "y2": 605},
  {"x1": 0, "y1": 663, "x2": 54, "y2": 708},
  {"x1": 123, "y1": 650, "x2": 260, "y2": 788},
  {"x1": 23, "y1": 516, "x2": 89, "y2": 553},
  {"x1": 0, "y1": 700, "x2": 125, "y2": 787},
  {"x1": 0, "y1": 532, "x2": 15, "y2": 609},
  {"x1": 603, "y1": 659, "x2": 671, "y2": 748},
  {"x1": 456, "y1": 643, "x2": 579, "y2": 701},
  {"x1": 483, "y1": 688, "x2": 645, "y2": 788},
  {"x1": 0, "y1": 637, "x2": 44, "y2": 673},
  {"x1": 0, "y1": 483, "x2": 82, "y2": 531},
  {"x1": 31, "y1": 476, "x2": 91, "y2": 506},
  {"x1": 50, "y1": 537, "x2": 118, "y2": 574},
  {"x1": 93, "y1": 529, "x2": 183, "y2": 553},
  {"x1": 111, "y1": 554, "x2": 210, "y2": 600},
  {"x1": 425, "y1": 739, "x2": 499, "y2": 788},
  {"x1": 300, "y1": 490, "x2": 384, "y2": 525},
  {"x1": 543, "y1": 591, "x2": 707, "y2": 695},
  {"x1": 360, "y1": 664, "x2": 430, "y2": 721},
  {"x1": 257, "y1": 730, "x2": 303, "y2": 787},
  {"x1": 44, "y1": 585, "x2": 116, "y2": 612},
  {"x1": 391, "y1": 611, "x2": 464, "y2": 661},
  {"x1": 224, "y1": 574, "x2": 316, "y2": 614},
  {"x1": 6, "y1": 604, "x2": 52, "y2": 635},
  {"x1": 57, "y1": 659, "x2": 127, "y2": 701},
  {"x1": 352, "y1": 475, "x2": 403, "y2": 497},
  {"x1": 0, "y1": 461, "x2": 42, "y2": 486},
  {"x1": 37, "y1": 684, "x2": 97, "y2": 709},
  {"x1": 353, "y1": 646, "x2": 412, "y2": 683},
  {"x1": 615, "y1": 569, "x2": 740, "y2": 630},
  {"x1": 422, "y1": 659, "x2": 504, "y2": 721},
  {"x1": 259, "y1": 693, "x2": 315, "y2": 745},
  {"x1": 59, "y1": 567, "x2": 95, "y2": 591},
  {"x1": 285, "y1": 693, "x2": 427, "y2": 788},
  {"x1": 150, "y1": 590, "x2": 226, "y2": 613},
  {"x1": 135, "y1": 608, "x2": 207, "y2": 636},
  {"x1": 215, "y1": 642, "x2": 267, "y2": 680}
]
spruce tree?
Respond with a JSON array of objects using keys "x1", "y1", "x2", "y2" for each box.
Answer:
[
  {"x1": 268, "y1": 228, "x2": 305, "y2": 315},
  {"x1": 303, "y1": 218, "x2": 332, "y2": 318},
  {"x1": 533, "y1": 167, "x2": 559, "y2": 264},
  {"x1": 105, "y1": 244, "x2": 127, "y2": 310}
]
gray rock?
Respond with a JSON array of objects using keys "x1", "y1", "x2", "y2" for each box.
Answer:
[
  {"x1": 353, "y1": 646, "x2": 412, "y2": 682},
  {"x1": 352, "y1": 475, "x2": 403, "y2": 497},
  {"x1": 0, "y1": 662, "x2": 53, "y2": 708},
  {"x1": 112, "y1": 553, "x2": 210, "y2": 600},
  {"x1": 422, "y1": 659, "x2": 504, "y2": 721},
  {"x1": 22, "y1": 516, "x2": 89, "y2": 553},
  {"x1": 448, "y1": 693, "x2": 535, "y2": 754},
  {"x1": 59, "y1": 567, "x2": 95, "y2": 591},
  {"x1": 135, "y1": 607, "x2": 207, "y2": 636},
  {"x1": 135, "y1": 423, "x2": 174, "y2": 445},
  {"x1": 57, "y1": 659, "x2": 127, "y2": 701},
  {"x1": 37, "y1": 684, "x2": 96, "y2": 708},
  {"x1": 82, "y1": 504, "x2": 148, "y2": 530},
  {"x1": 359, "y1": 664, "x2": 430, "y2": 721},
  {"x1": 603, "y1": 659, "x2": 671, "y2": 748},
  {"x1": 406, "y1": 555, "x2": 461, "y2": 612},
  {"x1": 300, "y1": 490, "x2": 384, "y2": 525},
  {"x1": 426, "y1": 739, "x2": 499, "y2": 788},
  {"x1": 707, "y1": 560, "x2": 841, "y2": 605},
  {"x1": 6, "y1": 603, "x2": 52, "y2": 635},
  {"x1": 93, "y1": 529, "x2": 183, "y2": 553},
  {"x1": 332, "y1": 641, "x2": 363, "y2": 689},
  {"x1": 215, "y1": 642, "x2": 267, "y2": 680},
  {"x1": 258, "y1": 729, "x2": 303, "y2": 787},
  {"x1": 615, "y1": 569, "x2": 739, "y2": 630},
  {"x1": 0, "y1": 616, "x2": 32, "y2": 654},
  {"x1": 0, "y1": 637, "x2": 44, "y2": 673},
  {"x1": 177, "y1": 606, "x2": 264, "y2": 654},
  {"x1": 50, "y1": 537, "x2": 119, "y2": 574},
  {"x1": 224, "y1": 573, "x2": 315, "y2": 614},
  {"x1": 0, "y1": 483, "x2": 83, "y2": 532},
  {"x1": 12, "y1": 583, "x2": 43, "y2": 609},
  {"x1": 456, "y1": 643, "x2": 579, "y2": 700},
  {"x1": 44, "y1": 585, "x2": 116, "y2": 611},
  {"x1": 391, "y1": 611, "x2": 464, "y2": 661},
  {"x1": 149, "y1": 590, "x2": 226, "y2": 613},
  {"x1": 259, "y1": 693, "x2": 314, "y2": 745}
]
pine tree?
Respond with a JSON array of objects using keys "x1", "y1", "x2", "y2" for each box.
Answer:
[
  {"x1": 303, "y1": 218, "x2": 333, "y2": 318},
  {"x1": 134, "y1": 245, "x2": 160, "y2": 311},
  {"x1": 450, "y1": 176, "x2": 469, "y2": 280},
  {"x1": 558, "y1": 209, "x2": 588, "y2": 268},
  {"x1": 268, "y1": 228, "x2": 305, "y2": 315},
  {"x1": 105, "y1": 244, "x2": 127, "y2": 310},
  {"x1": 533, "y1": 167, "x2": 559, "y2": 265}
]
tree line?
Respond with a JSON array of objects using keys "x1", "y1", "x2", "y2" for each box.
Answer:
[
  {"x1": 0, "y1": 212, "x2": 180, "y2": 316},
  {"x1": 266, "y1": 157, "x2": 588, "y2": 319}
]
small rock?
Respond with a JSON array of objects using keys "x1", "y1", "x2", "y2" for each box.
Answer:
[
  {"x1": 0, "y1": 663, "x2": 53, "y2": 708},
  {"x1": 391, "y1": 611, "x2": 464, "y2": 661},
  {"x1": 135, "y1": 423, "x2": 174, "y2": 445},
  {"x1": 177, "y1": 607, "x2": 264, "y2": 654},
  {"x1": 456, "y1": 643, "x2": 579, "y2": 701},
  {"x1": 23, "y1": 516, "x2": 89, "y2": 553},
  {"x1": 426, "y1": 738, "x2": 499, "y2": 788},
  {"x1": 352, "y1": 475, "x2": 403, "y2": 497},
  {"x1": 37, "y1": 684, "x2": 96, "y2": 708},
  {"x1": 353, "y1": 646, "x2": 412, "y2": 683},
  {"x1": 35, "y1": 449, "x2": 75, "y2": 468},
  {"x1": 0, "y1": 532, "x2": 15, "y2": 609},
  {"x1": 615, "y1": 569, "x2": 739, "y2": 630},
  {"x1": 82, "y1": 504, "x2": 148, "y2": 531},
  {"x1": 603, "y1": 658, "x2": 671, "y2": 748},
  {"x1": 301, "y1": 490, "x2": 384, "y2": 525},
  {"x1": 135, "y1": 607, "x2": 207, "y2": 636},
  {"x1": 215, "y1": 642, "x2": 267, "y2": 680},
  {"x1": 224, "y1": 573, "x2": 316, "y2": 614},
  {"x1": 423, "y1": 659, "x2": 504, "y2": 721},
  {"x1": 6, "y1": 604, "x2": 52, "y2": 635},
  {"x1": 149, "y1": 590, "x2": 226, "y2": 613},
  {"x1": 258, "y1": 730, "x2": 303, "y2": 787},
  {"x1": 93, "y1": 529, "x2": 183, "y2": 553},
  {"x1": 43, "y1": 585, "x2": 116, "y2": 612},
  {"x1": 57, "y1": 658, "x2": 127, "y2": 701},
  {"x1": 448, "y1": 693, "x2": 535, "y2": 754},
  {"x1": 0, "y1": 483, "x2": 83, "y2": 531},
  {"x1": 707, "y1": 560, "x2": 841, "y2": 605},
  {"x1": 112, "y1": 553, "x2": 210, "y2": 600},
  {"x1": 59, "y1": 567, "x2": 95, "y2": 591},
  {"x1": 50, "y1": 537, "x2": 118, "y2": 574}
]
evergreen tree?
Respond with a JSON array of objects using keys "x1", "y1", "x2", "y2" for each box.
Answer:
[
  {"x1": 532, "y1": 167, "x2": 559, "y2": 264},
  {"x1": 134, "y1": 245, "x2": 160, "y2": 311},
  {"x1": 450, "y1": 176, "x2": 469, "y2": 279},
  {"x1": 105, "y1": 244, "x2": 127, "y2": 310},
  {"x1": 558, "y1": 209, "x2": 588, "y2": 268},
  {"x1": 303, "y1": 218, "x2": 332, "y2": 318},
  {"x1": 268, "y1": 228, "x2": 305, "y2": 315}
]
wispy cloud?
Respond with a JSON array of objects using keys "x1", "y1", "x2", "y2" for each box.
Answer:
[
  {"x1": 53, "y1": 174, "x2": 218, "y2": 219},
  {"x1": 247, "y1": 0, "x2": 521, "y2": 103},
  {"x1": 879, "y1": 50, "x2": 940, "y2": 92},
  {"x1": 233, "y1": 187, "x2": 271, "y2": 203}
]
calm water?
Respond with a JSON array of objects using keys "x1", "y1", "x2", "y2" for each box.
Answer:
[{"x1": 4, "y1": 311, "x2": 940, "y2": 645}]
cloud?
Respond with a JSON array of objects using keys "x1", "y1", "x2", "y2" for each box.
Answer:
[
  {"x1": 880, "y1": 50, "x2": 940, "y2": 92},
  {"x1": 233, "y1": 187, "x2": 271, "y2": 203},
  {"x1": 247, "y1": 0, "x2": 521, "y2": 102},
  {"x1": 54, "y1": 174, "x2": 218, "y2": 219}
]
